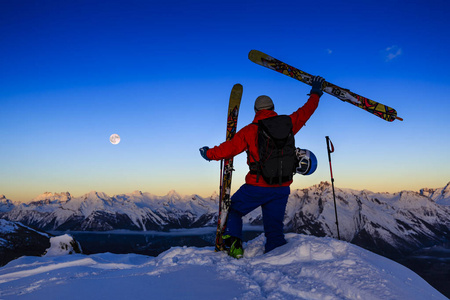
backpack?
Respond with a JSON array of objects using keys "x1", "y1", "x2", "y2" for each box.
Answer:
[{"x1": 249, "y1": 115, "x2": 297, "y2": 185}]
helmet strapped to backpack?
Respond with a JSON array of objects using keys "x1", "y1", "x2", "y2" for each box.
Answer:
[{"x1": 295, "y1": 148, "x2": 317, "y2": 175}]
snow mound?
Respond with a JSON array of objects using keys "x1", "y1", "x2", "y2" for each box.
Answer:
[
  {"x1": 43, "y1": 234, "x2": 82, "y2": 256},
  {"x1": 0, "y1": 234, "x2": 445, "y2": 300}
]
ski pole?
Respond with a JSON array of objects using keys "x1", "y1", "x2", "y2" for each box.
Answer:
[{"x1": 326, "y1": 136, "x2": 341, "y2": 240}]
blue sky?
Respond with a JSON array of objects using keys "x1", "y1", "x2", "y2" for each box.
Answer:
[{"x1": 1, "y1": 0, "x2": 449, "y2": 202}]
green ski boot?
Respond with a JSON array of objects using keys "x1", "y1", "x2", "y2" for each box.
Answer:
[{"x1": 222, "y1": 235, "x2": 244, "y2": 259}]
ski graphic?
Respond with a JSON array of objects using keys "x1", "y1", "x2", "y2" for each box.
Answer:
[
  {"x1": 248, "y1": 50, "x2": 403, "y2": 122},
  {"x1": 215, "y1": 84, "x2": 243, "y2": 252}
]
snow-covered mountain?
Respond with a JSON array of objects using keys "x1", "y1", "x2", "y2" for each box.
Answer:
[
  {"x1": 285, "y1": 182, "x2": 450, "y2": 258},
  {"x1": 420, "y1": 181, "x2": 450, "y2": 206},
  {"x1": 0, "y1": 195, "x2": 14, "y2": 212},
  {"x1": 1, "y1": 182, "x2": 449, "y2": 258},
  {"x1": 0, "y1": 190, "x2": 218, "y2": 231}
]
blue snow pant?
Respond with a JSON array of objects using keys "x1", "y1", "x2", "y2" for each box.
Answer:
[{"x1": 224, "y1": 184, "x2": 290, "y2": 253}]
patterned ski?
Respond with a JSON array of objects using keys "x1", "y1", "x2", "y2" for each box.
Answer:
[
  {"x1": 248, "y1": 50, "x2": 403, "y2": 122},
  {"x1": 215, "y1": 83, "x2": 243, "y2": 252}
]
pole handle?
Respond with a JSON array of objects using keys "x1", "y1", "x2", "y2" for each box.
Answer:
[{"x1": 326, "y1": 136, "x2": 334, "y2": 153}]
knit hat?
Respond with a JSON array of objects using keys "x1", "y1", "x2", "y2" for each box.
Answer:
[{"x1": 254, "y1": 95, "x2": 274, "y2": 112}]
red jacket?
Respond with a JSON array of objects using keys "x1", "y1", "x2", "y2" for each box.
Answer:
[{"x1": 207, "y1": 94, "x2": 320, "y2": 187}]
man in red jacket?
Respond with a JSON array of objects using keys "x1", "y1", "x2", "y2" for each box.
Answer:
[{"x1": 200, "y1": 76, "x2": 325, "y2": 257}]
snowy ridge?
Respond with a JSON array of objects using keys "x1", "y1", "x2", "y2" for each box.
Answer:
[
  {"x1": 0, "y1": 219, "x2": 51, "y2": 266},
  {"x1": 420, "y1": 182, "x2": 450, "y2": 206},
  {"x1": 0, "y1": 219, "x2": 19, "y2": 235},
  {"x1": 286, "y1": 182, "x2": 450, "y2": 257},
  {"x1": 0, "y1": 233, "x2": 446, "y2": 299},
  {"x1": 0, "y1": 195, "x2": 14, "y2": 213},
  {"x1": 1, "y1": 190, "x2": 218, "y2": 231}
]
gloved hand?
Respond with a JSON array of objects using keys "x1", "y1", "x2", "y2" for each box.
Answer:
[
  {"x1": 199, "y1": 146, "x2": 211, "y2": 161},
  {"x1": 310, "y1": 76, "x2": 325, "y2": 97}
]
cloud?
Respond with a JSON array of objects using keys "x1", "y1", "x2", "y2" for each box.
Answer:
[
  {"x1": 385, "y1": 45, "x2": 402, "y2": 61},
  {"x1": 326, "y1": 49, "x2": 333, "y2": 54}
]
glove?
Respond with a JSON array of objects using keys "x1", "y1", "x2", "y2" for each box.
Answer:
[
  {"x1": 199, "y1": 146, "x2": 211, "y2": 161},
  {"x1": 310, "y1": 76, "x2": 325, "y2": 97}
]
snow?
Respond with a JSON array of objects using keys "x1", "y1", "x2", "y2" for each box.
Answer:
[
  {"x1": 0, "y1": 233, "x2": 445, "y2": 300},
  {"x1": 421, "y1": 182, "x2": 450, "y2": 206},
  {"x1": 0, "y1": 219, "x2": 18, "y2": 234},
  {"x1": 43, "y1": 234, "x2": 80, "y2": 256},
  {"x1": 0, "y1": 195, "x2": 14, "y2": 213},
  {"x1": 2, "y1": 182, "x2": 449, "y2": 236}
]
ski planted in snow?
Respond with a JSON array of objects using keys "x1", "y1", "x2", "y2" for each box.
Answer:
[
  {"x1": 215, "y1": 83, "x2": 243, "y2": 252},
  {"x1": 248, "y1": 50, "x2": 403, "y2": 122}
]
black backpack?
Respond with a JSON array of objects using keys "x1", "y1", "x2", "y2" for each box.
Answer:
[{"x1": 249, "y1": 115, "x2": 296, "y2": 185}]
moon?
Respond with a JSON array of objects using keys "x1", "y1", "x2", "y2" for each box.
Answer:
[{"x1": 110, "y1": 134, "x2": 120, "y2": 145}]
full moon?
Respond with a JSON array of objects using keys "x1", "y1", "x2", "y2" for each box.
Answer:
[{"x1": 110, "y1": 134, "x2": 120, "y2": 145}]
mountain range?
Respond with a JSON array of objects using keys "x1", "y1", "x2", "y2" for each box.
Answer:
[{"x1": 1, "y1": 181, "x2": 450, "y2": 259}]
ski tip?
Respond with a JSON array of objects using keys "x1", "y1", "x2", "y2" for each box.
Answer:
[
  {"x1": 232, "y1": 83, "x2": 243, "y2": 94},
  {"x1": 248, "y1": 49, "x2": 257, "y2": 60},
  {"x1": 248, "y1": 49, "x2": 266, "y2": 62}
]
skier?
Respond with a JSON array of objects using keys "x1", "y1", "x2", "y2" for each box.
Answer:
[{"x1": 200, "y1": 76, "x2": 325, "y2": 258}]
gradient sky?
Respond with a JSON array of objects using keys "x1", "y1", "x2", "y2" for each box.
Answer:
[{"x1": 1, "y1": 0, "x2": 449, "y2": 202}]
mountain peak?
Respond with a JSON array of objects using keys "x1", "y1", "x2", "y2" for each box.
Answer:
[
  {"x1": 167, "y1": 189, "x2": 179, "y2": 196},
  {"x1": 444, "y1": 181, "x2": 450, "y2": 192},
  {"x1": 82, "y1": 191, "x2": 110, "y2": 200},
  {"x1": 420, "y1": 182, "x2": 450, "y2": 206},
  {"x1": 0, "y1": 196, "x2": 17, "y2": 214},
  {"x1": 131, "y1": 190, "x2": 144, "y2": 196},
  {"x1": 28, "y1": 192, "x2": 71, "y2": 205},
  {"x1": 166, "y1": 190, "x2": 182, "y2": 201}
]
